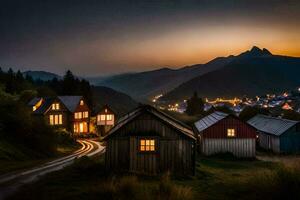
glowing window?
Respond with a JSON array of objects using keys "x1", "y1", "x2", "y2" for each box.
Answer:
[
  {"x1": 75, "y1": 112, "x2": 82, "y2": 119},
  {"x1": 59, "y1": 114, "x2": 62, "y2": 124},
  {"x1": 49, "y1": 115, "x2": 54, "y2": 125},
  {"x1": 107, "y1": 114, "x2": 113, "y2": 120},
  {"x1": 100, "y1": 114, "x2": 106, "y2": 121},
  {"x1": 52, "y1": 103, "x2": 60, "y2": 110},
  {"x1": 227, "y1": 129, "x2": 236, "y2": 137},
  {"x1": 50, "y1": 114, "x2": 62, "y2": 125},
  {"x1": 83, "y1": 111, "x2": 89, "y2": 118},
  {"x1": 80, "y1": 100, "x2": 84, "y2": 105},
  {"x1": 140, "y1": 139, "x2": 155, "y2": 152}
]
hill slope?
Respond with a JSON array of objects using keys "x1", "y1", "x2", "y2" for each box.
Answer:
[
  {"x1": 161, "y1": 47, "x2": 300, "y2": 101},
  {"x1": 95, "y1": 57, "x2": 234, "y2": 100},
  {"x1": 23, "y1": 71, "x2": 61, "y2": 81},
  {"x1": 92, "y1": 86, "x2": 138, "y2": 116}
]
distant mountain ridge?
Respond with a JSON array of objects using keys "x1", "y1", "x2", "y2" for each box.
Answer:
[
  {"x1": 161, "y1": 47, "x2": 300, "y2": 101},
  {"x1": 23, "y1": 71, "x2": 61, "y2": 81},
  {"x1": 95, "y1": 55, "x2": 235, "y2": 100},
  {"x1": 94, "y1": 46, "x2": 300, "y2": 101}
]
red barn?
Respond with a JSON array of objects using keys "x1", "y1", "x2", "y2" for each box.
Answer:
[{"x1": 194, "y1": 112, "x2": 256, "y2": 158}]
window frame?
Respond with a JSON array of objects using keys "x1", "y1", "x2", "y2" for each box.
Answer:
[
  {"x1": 138, "y1": 137, "x2": 158, "y2": 153},
  {"x1": 227, "y1": 128, "x2": 236, "y2": 137}
]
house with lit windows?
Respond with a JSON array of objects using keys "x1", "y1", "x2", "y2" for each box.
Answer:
[
  {"x1": 28, "y1": 96, "x2": 90, "y2": 135},
  {"x1": 28, "y1": 97, "x2": 69, "y2": 128},
  {"x1": 96, "y1": 105, "x2": 116, "y2": 136},
  {"x1": 194, "y1": 111, "x2": 257, "y2": 158},
  {"x1": 103, "y1": 105, "x2": 196, "y2": 176},
  {"x1": 57, "y1": 96, "x2": 90, "y2": 134}
]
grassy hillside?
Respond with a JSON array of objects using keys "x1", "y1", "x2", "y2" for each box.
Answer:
[{"x1": 8, "y1": 155, "x2": 300, "y2": 200}]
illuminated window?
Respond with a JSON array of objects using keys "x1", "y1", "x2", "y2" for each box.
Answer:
[
  {"x1": 107, "y1": 114, "x2": 113, "y2": 120},
  {"x1": 75, "y1": 112, "x2": 82, "y2": 119},
  {"x1": 140, "y1": 139, "x2": 155, "y2": 152},
  {"x1": 50, "y1": 115, "x2": 54, "y2": 125},
  {"x1": 54, "y1": 115, "x2": 59, "y2": 124},
  {"x1": 105, "y1": 109, "x2": 108, "y2": 113},
  {"x1": 50, "y1": 114, "x2": 62, "y2": 125},
  {"x1": 227, "y1": 129, "x2": 235, "y2": 137},
  {"x1": 59, "y1": 114, "x2": 62, "y2": 124},
  {"x1": 100, "y1": 114, "x2": 106, "y2": 121},
  {"x1": 33, "y1": 106, "x2": 36, "y2": 111},
  {"x1": 51, "y1": 103, "x2": 60, "y2": 110},
  {"x1": 83, "y1": 111, "x2": 89, "y2": 118},
  {"x1": 80, "y1": 100, "x2": 84, "y2": 105}
]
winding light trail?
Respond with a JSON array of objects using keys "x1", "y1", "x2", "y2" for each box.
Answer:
[{"x1": 0, "y1": 139, "x2": 105, "y2": 200}]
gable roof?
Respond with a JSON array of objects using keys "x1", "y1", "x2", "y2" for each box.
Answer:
[
  {"x1": 96, "y1": 104, "x2": 116, "y2": 115},
  {"x1": 247, "y1": 114, "x2": 299, "y2": 136},
  {"x1": 58, "y1": 96, "x2": 83, "y2": 112},
  {"x1": 194, "y1": 111, "x2": 229, "y2": 132},
  {"x1": 32, "y1": 97, "x2": 56, "y2": 115},
  {"x1": 103, "y1": 105, "x2": 195, "y2": 140},
  {"x1": 28, "y1": 97, "x2": 42, "y2": 106}
]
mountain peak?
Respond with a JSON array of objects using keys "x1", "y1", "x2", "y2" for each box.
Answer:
[{"x1": 239, "y1": 46, "x2": 272, "y2": 57}]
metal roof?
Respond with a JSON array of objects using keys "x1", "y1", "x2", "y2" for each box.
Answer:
[
  {"x1": 247, "y1": 114, "x2": 299, "y2": 136},
  {"x1": 58, "y1": 96, "x2": 83, "y2": 112},
  {"x1": 194, "y1": 111, "x2": 229, "y2": 132},
  {"x1": 103, "y1": 105, "x2": 195, "y2": 140}
]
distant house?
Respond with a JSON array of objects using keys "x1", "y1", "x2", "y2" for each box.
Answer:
[
  {"x1": 96, "y1": 105, "x2": 116, "y2": 136},
  {"x1": 248, "y1": 115, "x2": 300, "y2": 153},
  {"x1": 29, "y1": 97, "x2": 69, "y2": 129},
  {"x1": 194, "y1": 112, "x2": 256, "y2": 158},
  {"x1": 28, "y1": 96, "x2": 91, "y2": 134},
  {"x1": 103, "y1": 105, "x2": 196, "y2": 176},
  {"x1": 58, "y1": 96, "x2": 90, "y2": 134}
]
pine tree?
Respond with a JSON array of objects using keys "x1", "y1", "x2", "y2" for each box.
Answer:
[{"x1": 185, "y1": 92, "x2": 204, "y2": 116}]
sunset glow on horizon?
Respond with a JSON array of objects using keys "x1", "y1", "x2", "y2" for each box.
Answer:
[{"x1": 1, "y1": 0, "x2": 300, "y2": 75}]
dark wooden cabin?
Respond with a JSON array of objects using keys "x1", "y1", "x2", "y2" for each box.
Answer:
[
  {"x1": 103, "y1": 105, "x2": 196, "y2": 176},
  {"x1": 248, "y1": 115, "x2": 300, "y2": 153},
  {"x1": 96, "y1": 105, "x2": 116, "y2": 136},
  {"x1": 194, "y1": 112, "x2": 257, "y2": 158}
]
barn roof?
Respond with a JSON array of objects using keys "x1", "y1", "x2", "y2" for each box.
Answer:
[
  {"x1": 32, "y1": 97, "x2": 56, "y2": 114},
  {"x1": 194, "y1": 111, "x2": 229, "y2": 132},
  {"x1": 103, "y1": 105, "x2": 195, "y2": 140},
  {"x1": 58, "y1": 96, "x2": 83, "y2": 112},
  {"x1": 247, "y1": 114, "x2": 299, "y2": 136}
]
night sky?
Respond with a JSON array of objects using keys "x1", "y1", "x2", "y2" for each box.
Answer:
[{"x1": 1, "y1": 0, "x2": 300, "y2": 76}]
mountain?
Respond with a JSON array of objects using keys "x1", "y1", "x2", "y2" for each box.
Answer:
[
  {"x1": 23, "y1": 71, "x2": 61, "y2": 81},
  {"x1": 92, "y1": 86, "x2": 138, "y2": 116},
  {"x1": 161, "y1": 47, "x2": 300, "y2": 101},
  {"x1": 96, "y1": 57, "x2": 234, "y2": 100}
]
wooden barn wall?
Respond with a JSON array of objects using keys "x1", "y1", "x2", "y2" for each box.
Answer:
[
  {"x1": 105, "y1": 137, "x2": 130, "y2": 171},
  {"x1": 203, "y1": 116, "x2": 256, "y2": 139},
  {"x1": 280, "y1": 127, "x2": 300, "y2": 153},
  {"x1": 201, "y1": 138, "x2": 256, "y2": 157},
  {"x1": 258, "y1": 132, "x2": 280, "y2": 153},
  {"x1": 105, "y1": 112, "x2": 195, "y2": 175}
]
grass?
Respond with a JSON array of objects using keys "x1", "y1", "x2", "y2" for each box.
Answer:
[
  {"x1": 0, "y1": 140, "x2": 80, "y2": 175},
  {"x1": 7, "y1": 155, "x2": 300, "y2": 200}
]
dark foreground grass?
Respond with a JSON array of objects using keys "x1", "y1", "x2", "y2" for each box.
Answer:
[
  {"x1": 8, "y1": 155, "x2": 300, "y2": 200},
  {"x1": 0, "y1": 141, "x2": 79, "y2": 175}
]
